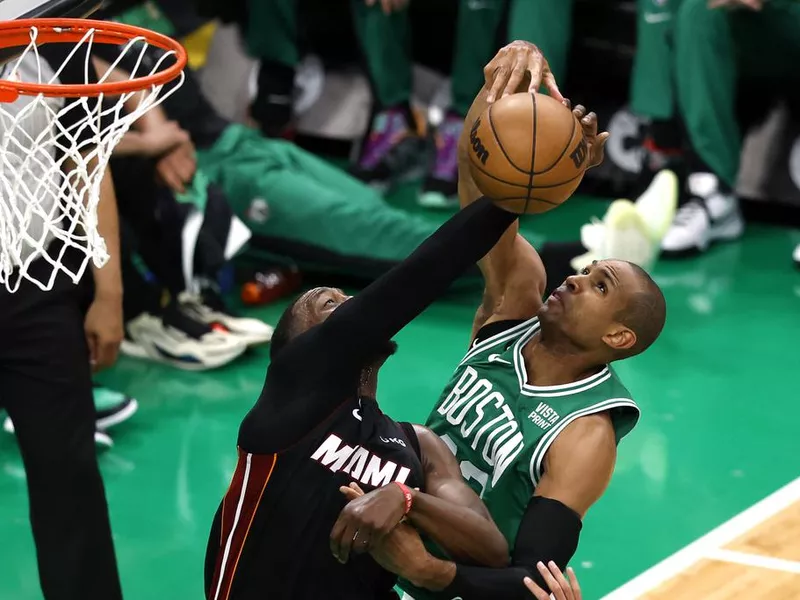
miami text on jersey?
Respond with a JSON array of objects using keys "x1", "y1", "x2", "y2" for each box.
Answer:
[{"x1": 311, "y1": 434, "x2": 411, "y2": 487}]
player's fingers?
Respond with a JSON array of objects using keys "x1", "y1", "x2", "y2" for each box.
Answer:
[
  {"x1": 523, "y1": 576, "x2": 551, "y2": 600},
  {"x1": 158, "y1": 164, "x2": 182, "y2": 193},
  {"x1": 572, "y1": 104, "x2": 587, "y2": 121},
  {"x1": 486, "y1": 65, "x2": 509, "y2": 104},
  {"x1": 351, "y1": 528, "x2": 373, "y2": 554},
  {"x1": 503, "y1": 54, "x2": 528, "y2": 98},
  {"x1": 526, "y1": 54, "x2": 544, "y2": 95},
  {"x1": 349, "y1": 482, "x2": 366, "y2": 496},
  {"x1": 548, "y1": 561, "x2": 573, "y2": 600},
  {"x1": 589, "y1": 131, "x2": 610, "y2": 168},
  {"x1": 541, "y1": 70, "x2": 565, "y2": 104},
  {"x1": 338, "y1": 523, "x2": 360, "y2": 563},
  {"x1": 581, "y1": 112, "x2": 599, "y2": 137},
  {"x1": 98, "y1": 339, "x2": 119, "y2": 371},
  {"x1": 566, "y1": 567, "x2": 582, "y2": 600},
  {"x1": 537, "y1": 561, "x2": 566, "y2": 600},
  {"x1": 483, "y1": 56, "x2": 500, "y2": 87},
  {"x1": 340, "y1": 486, "x2": 360, "y2": 501},
  {"x1": 329, "y1": 513, "x2": 348, "y2": 562},
  {"x1": 177, "y1": 156, "x2": 196, "y2": 183}
]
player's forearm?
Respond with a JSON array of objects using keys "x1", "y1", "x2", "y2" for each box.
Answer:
[
  {"x1": 316, "y1": 198, "x2": 518, "y2": 365},
  {"x1": 413, "y1": 495, "x2": 582, "y2": 597},
  {"x1": 408, "y1": 491, "x2": 509, "y2": 568},
  {"x1": 457, "y1": 85, "x2": 491, "y2": 210},
  {"x1": 418, "y1": 560, "x2": 536, "y2": 598},
  {"x1": 112, "y1": 131, "x2": 152, "y2": 156},
  {"x1": 92, "y1": 166, "x2": 123, "y2": 300}
]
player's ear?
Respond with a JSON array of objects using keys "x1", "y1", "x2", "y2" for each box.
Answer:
[{"x1": 602, "y1": 324, "x2": 636, "y2": 352}]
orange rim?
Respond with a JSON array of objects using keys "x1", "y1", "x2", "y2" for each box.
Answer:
[{"x1": 0, "y1": 18, "x2": 187, "y2": 100}]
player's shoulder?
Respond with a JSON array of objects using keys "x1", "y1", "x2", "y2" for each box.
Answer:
[{"x1": 464, "y1": 316, "x2": 539, "y2": 359}]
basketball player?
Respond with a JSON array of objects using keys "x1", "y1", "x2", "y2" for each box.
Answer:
[
  {"x1": 326, "y1": 41, "x2": 667, "y2": 599},
  {"x1": 0, "y1": 46, "x2": 123, "y2": 599},
  {"x1": 203, "y1": 200, "x2": 518, "y2": 598},
  {"x1": 203, "y1": 60, "x2": 609, "y2": 596}
]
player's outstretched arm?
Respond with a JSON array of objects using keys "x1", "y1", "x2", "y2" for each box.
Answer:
[
  {"x1": 459, "y1": 42, "x2": 610, "y2": 340},
  {"x1": 458, "y1": 44, "x2": 552, "y2": 339},
  {"x1": 329, "y1": 426, "x2": 509, "y2": 567},
  {"x1": 371, "y1": 415, "x2": 615, "y2": 599}
]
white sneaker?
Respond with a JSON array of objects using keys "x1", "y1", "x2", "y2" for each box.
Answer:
[
  {"x1": 179, "y1": 291, "x2": 274, "y2": 347},
  {"x1": 571, "y1": 170, "x2": 679, "y2": 271},
  {"x1": 123, "y1": 312, "x2": 247, "y2": 371},
  {"x1": 793, "y1": 243, "x2": 800, "y2": 268},
  {"x1": 662, "y1": 173, "x2": 744, "y2": 255}
]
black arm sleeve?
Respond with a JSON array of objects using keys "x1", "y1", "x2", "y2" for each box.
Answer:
[
  {"x1": 239, "y1": 198, "x2": 518, "y2": 452},
  {"x1": 440, "y1": 497, "x2": 582, "y2": 599}
]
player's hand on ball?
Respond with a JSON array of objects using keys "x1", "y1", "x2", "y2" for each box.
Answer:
[
  {"x1": 524, "y1": 563, "x2": 582, "y2": 600},
  {"x1": 571, "y1": 104, "x2": 609, "y2": 170},
  {"x1": 484, "y1": 40, "x2": 564, "y2": 105},
  {"x1": 330, "y1": 482, "x2": 407, "y2": 563}
]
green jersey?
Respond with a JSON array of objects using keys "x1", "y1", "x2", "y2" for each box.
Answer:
[{"x1": 400, "y1": 317, "x2": 639, "y2": 600}]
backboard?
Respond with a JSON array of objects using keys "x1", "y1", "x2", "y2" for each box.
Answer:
[{"x1": 0, "y1": 0, "x2": 103, "y2": 21}]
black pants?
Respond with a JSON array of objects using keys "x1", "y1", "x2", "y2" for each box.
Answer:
[
  {"x1": 111, "y1": 155, "x2": 236, "y2": 297},
  {"x1": 0, "y1": 250, "x2": 123, "y2": 600}
]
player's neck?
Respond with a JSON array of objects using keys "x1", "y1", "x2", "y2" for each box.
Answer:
[
  {"x1": 358, "y1": 366, "x2": 380, "y2": 398},
  {"x1": 523, "y1": 333, "x2": 605, "y2": 387}
]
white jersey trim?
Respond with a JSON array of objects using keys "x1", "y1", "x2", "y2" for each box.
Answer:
[
  {"x1": 460, "y1": 316, "x2": 538, "y2": 366},
  {"x1": 528, "y1": 398, "x2": 640, "y2": 485},
  {"x1": 213, "y1": 452, "x2": 252, "y2": 600},
  {"x1": 512, "y1": 322, "x2": 611, "y2": 396}
]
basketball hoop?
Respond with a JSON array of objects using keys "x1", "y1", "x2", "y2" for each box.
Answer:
[{"x1": 0, "y1": 19, "x2": 187, "y2": 292}]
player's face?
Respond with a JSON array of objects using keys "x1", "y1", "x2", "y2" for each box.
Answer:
[
  {"x1": 299, "y1": 287, "x2": 351, "y2": 329},
  {"x1": 540, "y1": 260, "x2": 638, "y2": 350}
]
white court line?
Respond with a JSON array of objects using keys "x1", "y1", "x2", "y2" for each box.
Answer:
[
  {"x1": 707, "y1": 549, "x2": 800, "y2": 575},
  {"x1": 601, "y1": 476, "x2": 800, "y2": 599}
]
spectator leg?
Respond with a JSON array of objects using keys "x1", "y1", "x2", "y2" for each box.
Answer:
[{"x1": 507, "y1": 0, "x2": 573, "y2": 83}]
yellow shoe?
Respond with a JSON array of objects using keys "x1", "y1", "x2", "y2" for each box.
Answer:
[
  {"x1": 571, "y1": 199, "x2": 655, "y2": 271},
  {"x1": 570, "y1": 169, "x2": 679, "y2": 272}
]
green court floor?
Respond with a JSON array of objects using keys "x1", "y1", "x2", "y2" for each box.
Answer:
[{"x1": 0, "y1": 197, "x2": 798, "y2": 599}]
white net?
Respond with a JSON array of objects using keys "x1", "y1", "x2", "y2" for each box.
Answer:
[{"x1": 0, "y1": 25, "x2": 184, "y2": 292}]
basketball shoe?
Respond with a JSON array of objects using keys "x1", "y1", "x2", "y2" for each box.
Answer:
[
  {"x1": 121, "y1": 304, "x2": 246, "y2": 371},
  {"x1": 351, "y1": 105, "x2": 428, "y2": 188},
  {"x1": 178, "y1": 289, "x2": 273, "y2": 347},
  {"x1": 571, "y1": 169, "x2": 679, "y2": 271},
  {"x1": 94, "y1": 384, "x2": 139, "y2": 430},
  {"x1": 2, "y1": 382, "x2": 134, "y2": 450},
  {"x1": 793, "y1": 243, "x2": 799, "y2": 268},
  {"x1": 418, "y1": 112, "x2": 462, "y2": 209},
  {"x1": 661, "y1": 172, "x2": 744, "y2": 256}
]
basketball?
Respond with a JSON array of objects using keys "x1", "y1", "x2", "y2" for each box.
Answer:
[{"x1": 467, "y1": 92, "x2": 589, "y2": 214}]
